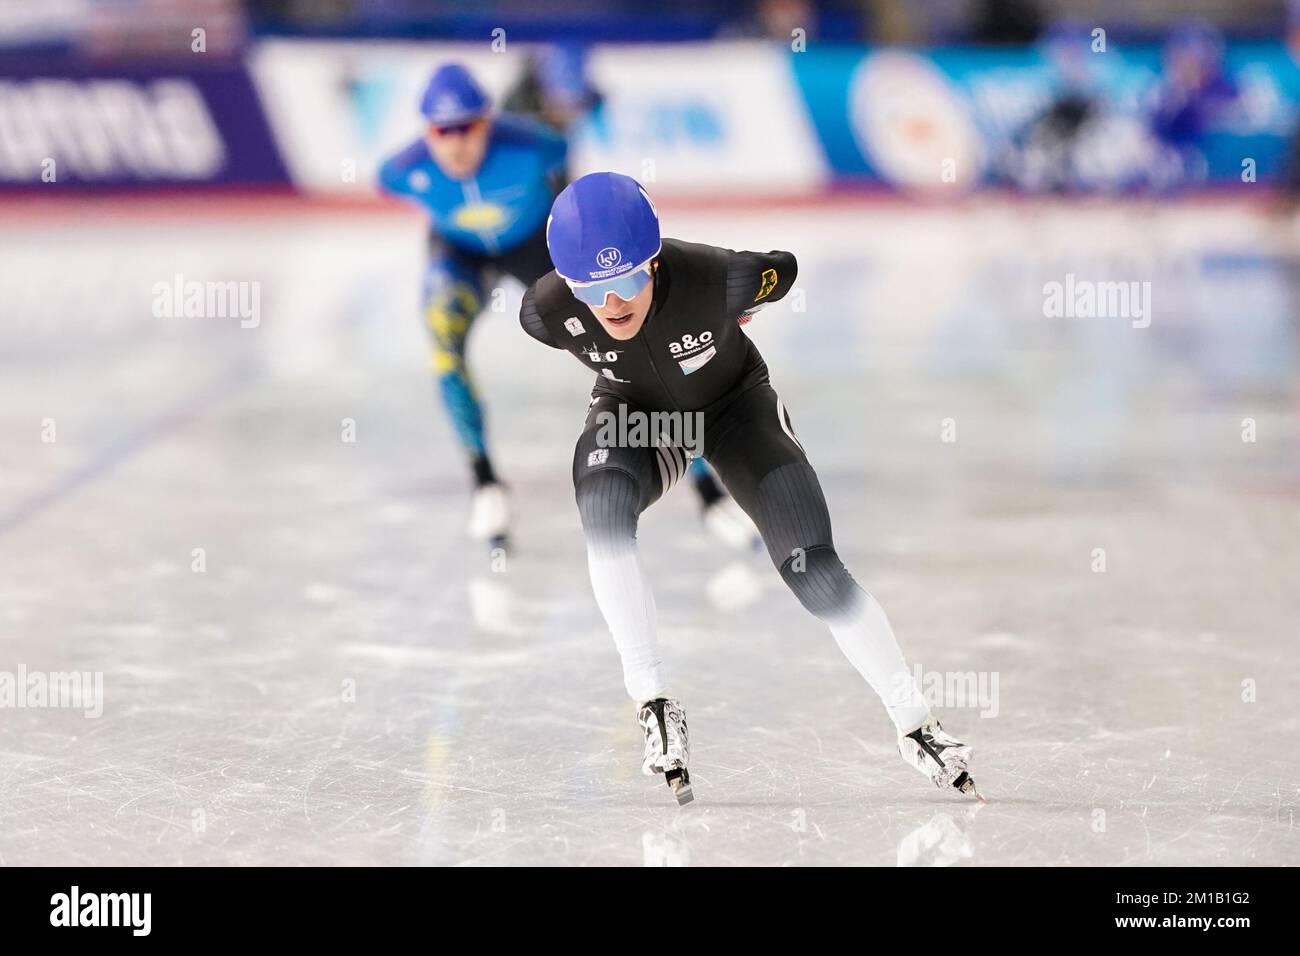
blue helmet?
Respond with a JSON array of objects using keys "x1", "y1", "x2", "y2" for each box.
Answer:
[
  {"x1": 420, "y1": 64, "x2": 489, "y2": 126},
  {"x1": 546, "y1": 172, "x2": 661, "y2": 300}
]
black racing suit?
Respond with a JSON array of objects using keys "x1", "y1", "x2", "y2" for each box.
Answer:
[{"x1": 519, "y1": 238, "x2": 860, "y2": 621}]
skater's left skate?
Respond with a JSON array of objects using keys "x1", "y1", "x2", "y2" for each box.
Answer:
[
  {"x1": 637, "y1": 697, "x2": 693, "y2": 806},
  {"x1": 898, "y1": 716, "x2": 985, "y2": 802}
]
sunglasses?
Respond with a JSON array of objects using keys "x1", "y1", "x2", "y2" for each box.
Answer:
[
  {"x1": 565, "y1": 262, "x2": 654, "y2": 307},
  {"x1": 429, "y1": 118, "x2": 485, "y2": 138}
]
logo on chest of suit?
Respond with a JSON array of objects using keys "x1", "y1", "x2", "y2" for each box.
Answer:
[
  {"x1": 582, "y1": 342, "x2": 622, "y2": 364},
  {"x1": 668, "y1": 330, "x2": 717, "y2": 374},
  {"x1": 668, "y1": 331, "x2": 713, "y2": 357}
]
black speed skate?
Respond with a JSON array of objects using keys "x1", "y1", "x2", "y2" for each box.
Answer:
[
  {"x1": 898, "y1": 717, "x2": 985, "y2": 802},
  {"x1": 637, "y1": 697, "x2": 693, "y2": 806}
]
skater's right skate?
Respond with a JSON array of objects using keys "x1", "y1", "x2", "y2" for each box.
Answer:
[
  {"x1": 898, "y1": 716, "x2": 985, "y2": 802},
  {"x1": 637, "y1": 697, "x2": 693, "y2": 805}
]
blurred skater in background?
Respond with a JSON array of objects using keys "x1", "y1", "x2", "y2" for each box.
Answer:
[{"x1": 378, "y1": 63, "x2": 567, "y2": 549}]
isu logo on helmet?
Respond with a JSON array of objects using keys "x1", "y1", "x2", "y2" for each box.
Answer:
[{"x1": 547, "y1": 173, "x2": 661, "y2": 283}]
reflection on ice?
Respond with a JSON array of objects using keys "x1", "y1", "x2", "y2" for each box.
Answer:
[{"x1": 896, "y1": 808, "x2": 982, "y2": 867}]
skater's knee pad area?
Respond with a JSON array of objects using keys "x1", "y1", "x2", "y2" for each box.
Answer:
[
  {"x1": 778, "y1": 545, "x2": 858, "y2": 619},
  {"x1": 575, "y1": 469, "x2": 640, "y2": 547},
  {"x1": 752, "y1": 463, "x2": 834, "y2": 565}
]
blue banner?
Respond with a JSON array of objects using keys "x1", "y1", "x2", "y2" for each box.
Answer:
[{"x1": 789, "y1": 42, "x2": 1300, "y2": 192}]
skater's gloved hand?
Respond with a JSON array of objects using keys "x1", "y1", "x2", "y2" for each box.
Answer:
[{"x1": 737, "y1": 303, "x2": 767, "y2": 326}]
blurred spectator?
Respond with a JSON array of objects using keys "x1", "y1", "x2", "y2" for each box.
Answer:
[
  {"x1": 970, "y1": 0, "x2": 1043, "y2": 45},
  {"x1": 1001, "y1": 20, "x2": 1108, "y2": 193},
  {"x1": 721, "y1": 0, "x2": 831, "y2": 43},
  {"x1": 1150, "y1": 20, "x2": 1239, "y2": 148},
  {"x1": 90, "y1": 0, "x2": 246, "y2": 58},
  {"x1": 1144, "y1": 20, "x2": 1242, "y2": 189},
  {"x1": 502, "y1": 43, "x2": 602, "y2": 134},
  {"x1": 0, "y1": 0, "x2": 245, "y2": 57},
  {"x1": 1000, "y1": 19, "x2": 1174, "y2": 194},
  {"x1": 757, "y1": 0, "x2": 817, "y2": 40}
]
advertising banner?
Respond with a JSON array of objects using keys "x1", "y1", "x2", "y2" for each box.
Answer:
[
  {"x1": 249, "y1": 39, "x2": 825, "y2": 197},
  {"x1": 0, "y1": 60, "x2": 290, "y2": 189},
  {"x1": 790, "y1": 43, "x2": 1300, "y2": 193}
]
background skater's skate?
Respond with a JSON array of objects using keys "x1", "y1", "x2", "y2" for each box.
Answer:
[
  {"x1": 638, "y1": 698, "x2": 693, "y2": 805},
  {"x1": 899, "y1": 717, "x2": 985, "y2": 802},
  {"x1": 468, "y1": 481, "x2": 511, "y2": 556}
]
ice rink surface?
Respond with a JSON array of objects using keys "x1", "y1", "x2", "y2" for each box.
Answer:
[{"x1": 0, "y1": 198, "x2": 1297, "y2": 866}]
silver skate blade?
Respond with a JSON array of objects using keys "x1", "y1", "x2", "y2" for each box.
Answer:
[
  {"x1": 666, "y1": 769, "x2": 694, "y2": 806},
  {"x1": 956, "y1": 775, "x2": 987, "y2": 804}
]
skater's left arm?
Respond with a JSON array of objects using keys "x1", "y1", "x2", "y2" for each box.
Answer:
[{"x1": 724, "y1": 250, "x2": 798, "y2": 323}]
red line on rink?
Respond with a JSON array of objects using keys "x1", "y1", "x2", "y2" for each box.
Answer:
[{"x1": 0, "y1": 184, "x2": 1284, "y2": 223}]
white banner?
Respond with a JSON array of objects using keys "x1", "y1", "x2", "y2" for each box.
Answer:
[{"x1": 249, "y1": 39, "x2": 826, "y2": 196}]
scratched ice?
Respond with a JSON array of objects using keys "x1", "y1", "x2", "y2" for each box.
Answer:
[{"x1": 0, "y1": 203, "x2": 1296, "y2": 865}]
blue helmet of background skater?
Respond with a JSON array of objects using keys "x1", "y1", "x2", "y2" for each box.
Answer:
[
  {"x1": 378, "y1": 64, "x2": 567, "y2": 255},
  {"x1": 420, "y1": 63, "x2": 490, "y2": 125},
  {"x1": 546, "y1": 172, "x2": 661, "y2": 284}
]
